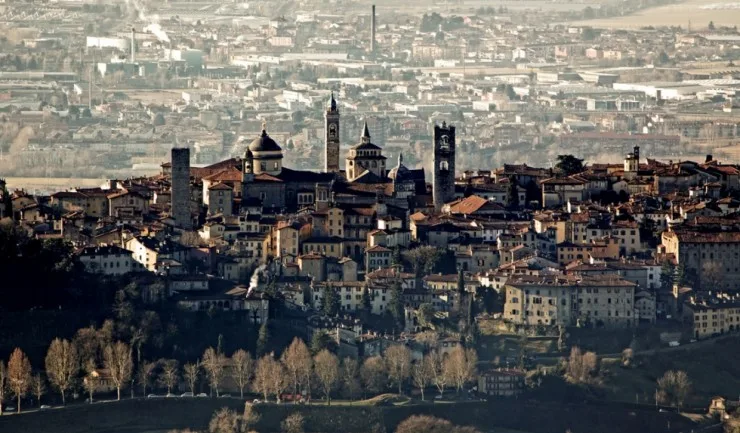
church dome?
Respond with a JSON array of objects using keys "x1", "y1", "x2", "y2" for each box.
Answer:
[
  {"x1": 249, "y1": 128, "x2": 282, "y2": 153},
  {"x1": 388, "y1": 154, "x2": 412, "y2": 181}
]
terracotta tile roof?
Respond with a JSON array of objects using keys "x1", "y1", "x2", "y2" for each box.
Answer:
[{"x1": 449, "y1": 195, "x2": 486, "y2": 213}]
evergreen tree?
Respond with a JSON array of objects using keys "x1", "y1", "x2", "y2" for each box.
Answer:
[
  {"x1": 457, "y1": 268, "x2": 466, "y2": 295},
  {"x1": 555, "y1": 154, "x2": 585, "y2": 176},
  {"x1": 660, "y1": 261, "x2": 675, "y2": 292},
  {"x1": 361, "y1": 287, "x2": 372, "y2": 316},
  {"x1": 508, "y1": 176, "x2": 520, "y2": 209},
  {"x1": 256, "y1": 321, "x2": 269, "y2": 356},
  {"x1": 387, "y1": 282, "x2": 405, "y2": 328},
  {"x1": 322, "y1": 286, "x2": 340, "y2": 317},
  {"x1": 391, "y1": 246, "x2": 403, "y2": 267},
  {"x1": 466, "y1": 290, "x2": 476, "y2": 326},
  {"x1": 674, "y1": 263, "x2": 686, "y2": 287},
  {"x1": 1, "y1": 184, "x2": 11, "y2": 220},
  {"x1": 310, "y1": 330, "x2": 332, "y2": 355}
]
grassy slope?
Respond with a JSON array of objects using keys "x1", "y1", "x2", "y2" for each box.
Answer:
[
  {"x1": 0, "y1": 397, "x2": 695, "y2": 433},
  {"x1": 601, "y1": 336, "x2": 740, "y2": 406}
]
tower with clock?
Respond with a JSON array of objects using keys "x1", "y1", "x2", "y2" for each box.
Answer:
[
  {"x1": 324, "y1": 92, "x2": 341, "y2": 173},
  {"x1": 433, "y1": 121, "x2": 456, "y2": 210}
]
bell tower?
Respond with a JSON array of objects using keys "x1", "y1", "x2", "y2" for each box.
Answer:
[
  {"x1": 324, "y1": 92, "x2": 340, "y2": 173},
  {"x1": 433, "y1": 122, "x2": 455, "y2": 210}
]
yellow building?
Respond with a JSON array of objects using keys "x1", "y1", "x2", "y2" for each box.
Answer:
[{"x1": 685, "y1": 301, "x2": 740, "y2": 340}]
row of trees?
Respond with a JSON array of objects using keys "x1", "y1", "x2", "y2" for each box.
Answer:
[{"x1": 1, "y1": 335, "x2": 479, "y2": 414}]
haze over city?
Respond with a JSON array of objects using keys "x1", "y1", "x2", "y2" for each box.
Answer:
[{"x1": 1, "y1": 0, "x2": 740, "y2": 432}]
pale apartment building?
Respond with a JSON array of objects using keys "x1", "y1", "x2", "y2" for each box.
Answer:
[{"x1": 503, "y1": 274, "x2": 637, "y2": 327}]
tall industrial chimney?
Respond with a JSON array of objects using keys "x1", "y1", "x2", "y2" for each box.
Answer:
[
  {"x1": 130, "y1": 27, "x2": 136, "y2": 63},
  {"x1": 370, "y1": 5, "x2": 376, "y2": 53}
]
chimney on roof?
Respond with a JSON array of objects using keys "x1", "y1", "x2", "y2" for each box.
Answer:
[{"x1": 706, "y1": 154, "x2": 713, "y2": 163}]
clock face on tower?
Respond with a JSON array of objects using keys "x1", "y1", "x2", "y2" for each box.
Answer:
[{"x1": 328, "y1": 123, "x2": 337, "y2": 139}]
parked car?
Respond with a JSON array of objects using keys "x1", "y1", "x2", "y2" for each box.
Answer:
[
  {"x1": 219, "y1": 394, "x2": 231, "y2": 398},
  {"x1": 40, "y1": 405, "x2": 52, "y2": 410},
  {"x1": 166, "y1": 393, "x2": 176, "y2": 398},
  {"x1": 5, "y1": 406, "x2": 16, "y2": 412},
  {"x1": 196, "y1": 393, "x2": 208, "y2": 398},
  {"x1": 181, "y1": 392, "x2": 194, "y2": 397},
  {"x1": 147, "y1": 394, "x2": 163, "y2": 399}
]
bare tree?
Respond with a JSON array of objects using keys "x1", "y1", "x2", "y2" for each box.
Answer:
[
  {"x1": 202, "y1": 347, "x2": 226, "y2": 397},
  {"x1": 395, "y1": 415, "x2": 481, "y2": 433},
  {"x1": 183, "y1": 361, "x2": 200, "y2": 395},
  {"x1": 180, "y1": 231, "x2": 204, "y2": 247},
  {"x1": 341, "y1": 357, "x2": 362, "y2": 401},
  {"x1": 255, "y1": 353, "x2": 284, "y2": 402},
  {"x1": 243, "y1": 402, "x2": 261, "y2": 430},
  {"x1": 657, "y1": 370, "x2": 692, "y2": 409},
  {"x1": 412, "y1": 356, "x2": 433, "y2": 401},
  {"x1": 103, "y1": 341, "x2": 133, "y2": 400},
  {"x1": 702, "y1": 261, "x2": 723, "y2": 288},
  {"x1": 313, "y1": 349, "x2": 339, "y2": 405},
  {"x1": 44, "y1": 338, "x2": 79, "y2": 405},
  {"x1": 621, "y1": 348, "x2": 634, "y2": 367},
  {"x1": 231, "y1": 349, "x2": 253, "y2": 398},
  {"x1": 7, "y1": 348, "x2": 32, "y2": 413},
  {"x1": 159, "y1": 359, "x2": 180, "y2": 394},
  {"x1": 428, "y1": 350, "x2": 446, "y2": 397},
  {"x1": 443, "y1": 346, "x2": 477, "y2": 394},
  {"x1": 31, "y1": 373, "x2": 46, "y2": 407},
  {"x1": 137, "y1": 361, "x2": 156, "y2": 396},
  {"x1": 0, "y1": 361, "x2": 6, "y2": 415},
  {"x1": 385, "y1": 345, "x2": 412, "y2": 395},
  {"x1": 82, "y1": 359, "x2": 98, "y2": 403},
  {"x1": 280, "y1": 338, "x2": 311, "y2": 402},
  {"x1": 281, "y1": 412, "x2": 305, "y2": 433},
  {"x1": 361, "y1": 355, "x2": 387, "y2": 397},
  {"x1": 566, "y1": 346, "x2": 598, "y2": 383},
  {"x1": 269, "y1": 356, "x2": 288, "y2": 403},
  {"x1": 208, "y1": 407, "x2": 239, "y2": 433}
]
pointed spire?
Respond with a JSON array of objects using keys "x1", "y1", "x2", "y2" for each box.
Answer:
[
  {"x1": 361, "y1": 121, "x2": 371, "y2": 143},
  {"x1": 329, "y1": 91, "x2": 337, "y2": 112},
  {"x1": 398, "y1": 152, "x2": 403, "y2": 166},
  {"x1": 261, "y1": 120, "x2": 267, "y2": 137}
]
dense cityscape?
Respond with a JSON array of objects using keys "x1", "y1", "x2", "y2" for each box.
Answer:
[{"x1": 2, "y1": 0, "x2": 740, "y2": 432}]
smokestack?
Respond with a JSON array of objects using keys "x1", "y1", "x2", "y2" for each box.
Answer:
[
  {"x1": 370, "y1": 4, "x2": 376, "y2": 53},
  {"x1": 131, "y1": 27, "x2": 136, "y2": 63}
]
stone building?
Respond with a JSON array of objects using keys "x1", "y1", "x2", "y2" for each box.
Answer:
[
  {"x1": 345, "y1": 123, "x2": 387, "y2": 182},
  {"x1": 433, "y1": 122, "x2": 456, "y2": 210},
  {"x1": 171, "y1": 147, "x2": 193, "y2": 230},
  {"x1": 503, "y1": 274, "x2": 637, "y2": 327},
  {"x1": 661, "y1": 230, "x2": 740, "y2": 291},
  {"x1": 325, "y1": 93, "x2": 340, "y2": 173}
]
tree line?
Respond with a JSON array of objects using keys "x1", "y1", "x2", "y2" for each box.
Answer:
[{"x1": 0, "y1": 335, "x2": 479, "y2": 414}]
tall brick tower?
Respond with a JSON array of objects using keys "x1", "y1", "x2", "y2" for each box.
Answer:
[
  {"x1": 432, "y1": 122, "x2": 455, "y2": 210},
  {"x1": 171, "y1": 147, "x2": 192, "y2": 230},
  {"x1": 324, "y1": 92, "x2": 340, "y2": 173}
]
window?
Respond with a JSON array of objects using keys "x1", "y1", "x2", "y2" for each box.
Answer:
[{"x1": 440, "y1": 161, "x2": 449, "y2": 171}]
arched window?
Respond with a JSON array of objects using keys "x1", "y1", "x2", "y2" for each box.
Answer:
[
  {"x1": 440, "y1": 135, "x2": 450, "y2": 150},
  {"x1": 440, "y1": 161, "x2": 449, "y2": 171}
]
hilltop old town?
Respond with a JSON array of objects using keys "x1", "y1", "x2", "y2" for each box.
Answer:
[{"x1": 3, "y1": 0, "x2": 740, "y2": 432}]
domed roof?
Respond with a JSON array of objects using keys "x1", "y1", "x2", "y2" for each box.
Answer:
[
  {"x1": 388, "y1": 153, "x2": 411, "y2": 181},
  {"x1": 249, "y1": 126, "x2": 282, "y2": 153}
]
